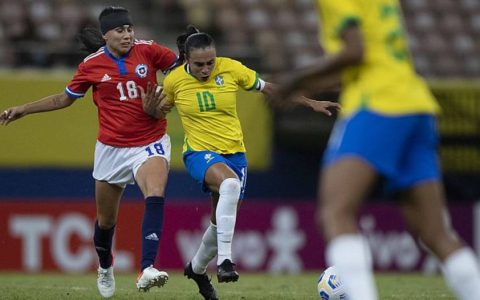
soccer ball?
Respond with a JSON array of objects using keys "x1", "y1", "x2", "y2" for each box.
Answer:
[{"x1": 317, "y1": 266, "x2": 348, "y2": 300}]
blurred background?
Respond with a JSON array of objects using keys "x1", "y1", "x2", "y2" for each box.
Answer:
[{"x1": 0, "y1": 0, "x2": 479, "y2": 274}]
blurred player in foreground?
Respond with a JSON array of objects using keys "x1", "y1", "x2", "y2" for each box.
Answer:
[
  {"x1": 1, "y1": 6, "x2": 178, "y2": 298},
  {"x1": 142, "y1": 25, "x2": 339, "y2": 300},
  {"x1": 278, "y1": 0, "x2": 480, "y2": 299}
]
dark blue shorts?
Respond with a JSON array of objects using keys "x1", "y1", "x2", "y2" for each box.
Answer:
[
  {"x1": 183, "y1": 151, "x2": 248, "y2": 199},
  {"x1": 323, "y1": 110, "x2": 440, "y2": 192}
]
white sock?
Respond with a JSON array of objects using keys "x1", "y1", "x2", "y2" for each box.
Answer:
[
  {"x1": 326, "y1": 234, "x2": 378, "y2": 300},
  {"x1": 192, "y1": 223, "x2": 217, "y2": 274},
  {"x1": 442, "y1": 247, "x2": 480, "y2": 300},
  {"x1": 216, "y1": 178, "x2": 241, "y2": 265}
]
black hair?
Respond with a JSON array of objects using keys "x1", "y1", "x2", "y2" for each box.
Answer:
[
  {"x1": 77, "y1": 6, "x2": 131, "y2": 54},
  {"x1": 77, "y1": 27, "x2": 105, "y2": 54},
  {"x1": 175, "y1": 25, "x2": 215, "y2": 64}
]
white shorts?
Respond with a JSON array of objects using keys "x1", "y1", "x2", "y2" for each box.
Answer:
[{"x1": 93, "y1": 134, "x2": 171, "y2": 187}]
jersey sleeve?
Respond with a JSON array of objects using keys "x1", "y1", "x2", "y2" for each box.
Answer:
[
  {"x1": 65, "y1": 62, "x2": 91, "y2": 99},
  {"x1": 319, "y1": 0, "x2": 362, "y2": 37},
  {"x1": 149, "y1": 42, "x2": 178, "y2": 74},
  {"x1": 230, "y1": 59, "x2": 259, "y2": 91}
]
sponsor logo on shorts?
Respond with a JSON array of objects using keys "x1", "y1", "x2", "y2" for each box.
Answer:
[{"x1": 204, "y1": 153, "x2": 214, "y2": 164}]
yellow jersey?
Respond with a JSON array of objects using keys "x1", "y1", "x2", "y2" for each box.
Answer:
[
  {"x1": 317, "y1": 0, "x2": 440, "y2": 117},
  {"x1": 163, "y1": 57, "x2": 259, "y2": 153}
]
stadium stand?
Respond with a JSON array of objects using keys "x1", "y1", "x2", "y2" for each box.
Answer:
[{"x1": 1, "y1": 0, "x2": 479, "y2": 77}]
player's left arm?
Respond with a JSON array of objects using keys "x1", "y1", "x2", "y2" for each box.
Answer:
[{"x1": 282, "y1": 23, "x2": 364, "y2": 96}]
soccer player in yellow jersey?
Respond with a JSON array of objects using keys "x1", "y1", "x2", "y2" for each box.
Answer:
[
  {"x1": 279, "y1": 1, "x2": 480, "y2": 299},
  {"x1": 142, "y1": 25, "x2": 340, "y2": 300}
]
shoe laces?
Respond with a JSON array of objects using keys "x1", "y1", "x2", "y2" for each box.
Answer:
[
  {"x1": 220, "y1": 260, "x2": 236, "y2": 272},
  {"x1": 98, "y1": 269, "x2": 112, "y2": 287}
]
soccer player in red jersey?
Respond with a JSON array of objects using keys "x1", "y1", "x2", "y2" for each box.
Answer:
[{"x1": 1, "y1": 6, "x2": 177, "y2": 298}]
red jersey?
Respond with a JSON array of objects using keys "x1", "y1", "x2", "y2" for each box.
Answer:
[{"x1": 66, "y1": 40, "x2": 177, "y2": 147}]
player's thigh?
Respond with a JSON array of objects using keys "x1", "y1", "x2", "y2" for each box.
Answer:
[
  {"x1": 319, "y1": 157, "x2": 377, "y2": 215},
  {"x1": 317, "y1": 157, "x2": 377, "y2": 240},
  {"x1": 135, "y1": 135, "x2": 171, "y2": 197},
  {"x1": 204, "y1": 162, "x2": 238, "y2": 193},
  {"x1": 136, "y1": 156, "x2": 169, "y2": 197},
  {"x1": 95, "y1": 180, "x2": 124, "y2": 227}
]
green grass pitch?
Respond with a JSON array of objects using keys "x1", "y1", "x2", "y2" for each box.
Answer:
[{"x1": 0, "y1": 271, "x2": 455, "y2": 299}]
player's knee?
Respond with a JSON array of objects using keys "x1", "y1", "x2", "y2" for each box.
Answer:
[
  {"x1": 219, "y1": 178, "x2": 241, "y2": 202},
  {"x1": 145, "y1": 187, "x2": 165, "y2": 197},
  {"x1": 317, "y1": 197, "x2": 357, "y2": 239},
  {"x1": 419, "y1": 229, "x2": 463, "y2": 258},
  {"x1": 98, "y1": 218, "x2": 116, "y2": 229},
  {"x1": 317, "y1": 205, "x2": 338, "y2": 231},
  {"x1": 141, "y1": 180, "x2": 167, "y2": 197}
]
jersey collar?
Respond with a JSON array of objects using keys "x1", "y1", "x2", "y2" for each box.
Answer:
[
  {"x1": 104, "y1": 45, "x2": 132, "y2": 61},
  {"x1": 104, "y1": 46, "x2": 132, "y2": 76}
]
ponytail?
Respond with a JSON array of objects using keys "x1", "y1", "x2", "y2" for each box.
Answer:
[
  {"x1": 175, "y1": 25, "x2": 201, "y2": 64},
  {"x1": 77, "y1": 27, "x2": 105, "y2": 54}
]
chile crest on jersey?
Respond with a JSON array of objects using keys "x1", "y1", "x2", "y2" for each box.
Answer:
[{"x1": 135, "y1": 64, "x2": 148, "y2": 78}]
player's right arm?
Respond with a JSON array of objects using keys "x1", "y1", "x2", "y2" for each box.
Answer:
[
  {"x1": 0, "y1": 93, "x2": 75, "y2": 126},
  {"x1": 262, "y1": 81, "x2": 341, "y2": 116}
]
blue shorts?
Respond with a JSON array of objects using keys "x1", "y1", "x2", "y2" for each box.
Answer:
[
  {"x1": 183, "y1": 151, "x2": 248, "y2": 199},
  {"x1": 323, "y1": 110, "x2": 440, "y2": 192}
]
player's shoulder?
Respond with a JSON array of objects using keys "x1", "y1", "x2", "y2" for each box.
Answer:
[
  {"x1": 133, "y1": 39, "x2": 172, "y2": 52},
  {"x1": 216, "y1": 57, "x2": 243, "y2": 71},
  {"x1": 82, "y1": 47, "x2": 106, "y2": 64},
  {"x1": 134, "y1": 39, "x2": 155, "y2": 46},
  {"x1": 217, "y1": 57, "x2": 239, "y2": 66},
  {"x1": 133, "y1": 39, "x2": 176, "y2": 62},
  {"x1": 164, "y1": 64, "x2": 187, "y2": 87}
]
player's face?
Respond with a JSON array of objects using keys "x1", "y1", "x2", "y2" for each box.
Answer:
[
  {"x1": 103, "y1": 25, "x2": 134, "y2": 57},
  {"x1": 187, "y1": 46, "x2": 216, "y2": 82}
]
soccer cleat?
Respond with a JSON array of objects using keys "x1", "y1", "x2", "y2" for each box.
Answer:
[
  {"x1": 97, "y1": 266, "x2": 115, "y2": 298},
  {"x1": 184, "y1": 262, "x2": 218, "y2": 300},
  {"x1": 217, "y1": 259, "x2": 239, "y2": 283},
  {"x1": 136, "y1": 265, "x2": 169, "y2": 292}
]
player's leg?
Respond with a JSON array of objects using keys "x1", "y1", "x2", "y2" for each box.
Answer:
[
  {"x1": 133, "y1": 135, "x2": 171, "y2": 291},
  {"x1": 204, "y1": 162, "x2": 241, "y2": 282},
  {"x1": 318, "y1": 157, "x2": 379, "y2": 300},
  {"x1": 399, "y1": 181, "x2": 480, "y2": 300},
  {"x1": 192, "y1": 193, "x2": 219, "y2": 274},
  {"x1": 95, "y1": 180, "x2": 124, "y2": 298},
  {"x1": 136, "y1": 156, "x2": 169, "y2": 268},
  {"x1": 397, "y1": 114, "x2": 480, "y2": 299},
  {"x1": 135, "y1": 156, "x2": 169, "y2": 291},
  {"x1": 318, "y1": 111, "x2": 399, "y2": 300},
  {"x1": 185, "y1": 194, "x2": 219, "y2": 300},
  {"x1": 191, "y1": 188, "x2": 244, "y2": 271}
]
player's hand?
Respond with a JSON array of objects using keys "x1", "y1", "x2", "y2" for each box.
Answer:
[
  {"x1": 140, "y1": 82, "x2": 162, "y2": 116},
  {"x1": 0, "y1": 106, "x2": 26, "y2": 125},
  {"x1": 308, "y1": 100, "x2": 341, "y2": 116},
  {"x1": 140, "y1": 82, "x2": 170, "y2": 118}
]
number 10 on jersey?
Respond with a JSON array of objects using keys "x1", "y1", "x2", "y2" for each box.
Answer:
[{"x1": 196, "y1": 91, "x2": 216, "y2": 112}]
